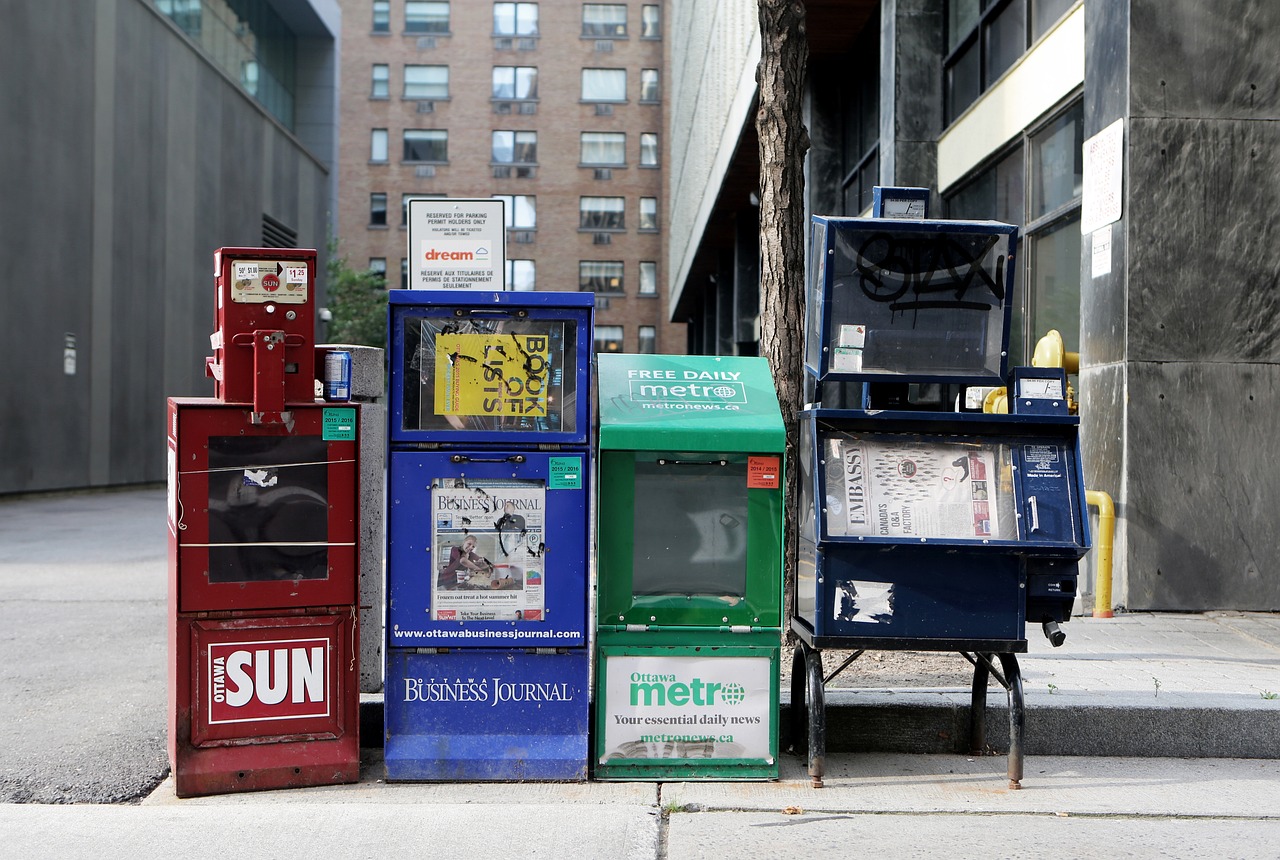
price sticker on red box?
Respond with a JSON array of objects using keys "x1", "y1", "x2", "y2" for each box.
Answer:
[{"x1": 747, "y1": 456, "x2": 781, "y2": 489}]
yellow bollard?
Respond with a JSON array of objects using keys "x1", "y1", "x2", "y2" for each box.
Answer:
[{"x1": 1085, "y1": 490, "x2": 1115, "y2": 618}]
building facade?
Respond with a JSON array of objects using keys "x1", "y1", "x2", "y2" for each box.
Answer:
[
  {"x1": 0, "y1": 0, "x2": 340, "y2": 495},
  {"x1": 335, "y1": 0, "x2": 682, "y2": 355},
  {"x1": 666, "y1": 0, "x2": 1280, "y2": 612}
]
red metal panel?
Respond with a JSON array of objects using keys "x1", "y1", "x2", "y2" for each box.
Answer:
[
  {"x1": 171, "y1": 613, "x2": 359, "y2": 798},
  {"x1": 171, "y1": 400, "x2": 358, "y2": 613},
  {"x1": 208, "y1": 247, "x2": 318, "y2": 405}
]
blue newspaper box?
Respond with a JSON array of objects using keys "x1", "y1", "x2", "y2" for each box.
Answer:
[
  {"x1": 384, "y1": 290, "x2": 593, "y2": 781},
  {"x1": 792, "y1": 212, "x2": 1090, "y2": 789}
]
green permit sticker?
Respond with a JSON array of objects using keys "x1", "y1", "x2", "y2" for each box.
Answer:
[
  {"x1": 548, "y1": 456, "x2": 583, "y2": 489},
  {"x1": 322, "y1": 408, "x2": 356, "y2": 441}
]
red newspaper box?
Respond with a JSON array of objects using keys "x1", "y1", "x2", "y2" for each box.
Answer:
[{"x1": 167, "y1": 246, "x2": 360, "y2": 797}]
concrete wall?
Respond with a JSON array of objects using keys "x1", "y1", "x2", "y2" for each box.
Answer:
[
  {"x1": 666, "y1": 0, "x2": 760, "y2": 318},
  {"x1": 0, "y1": 0, "x2": 334, "y2": 495},
  {"x1": 1083, "y1": 0, "x2": 1280, "y2": 609}
]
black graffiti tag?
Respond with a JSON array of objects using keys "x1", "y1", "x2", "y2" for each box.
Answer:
[{"x1": 855, "y1": 232, "x2": 1006, "y2": 313}]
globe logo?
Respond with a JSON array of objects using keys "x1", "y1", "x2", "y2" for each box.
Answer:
[
  {"x1": 720, "y1": 682, "x2": 746, "y2": 705},
  {"x1": 712, "y1": 385, "x2": 737, "y2": 399}
]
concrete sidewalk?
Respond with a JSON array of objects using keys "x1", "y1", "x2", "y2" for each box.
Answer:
[{"x1": 2, "y1": 486, "x2": 1280, "y2": 810}]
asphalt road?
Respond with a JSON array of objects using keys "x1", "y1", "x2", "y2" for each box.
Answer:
[{"x1": 0, "y1": 487, "x2": 170, "y2": 803}]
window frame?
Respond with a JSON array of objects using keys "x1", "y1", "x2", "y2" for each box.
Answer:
[
  {"x1": 369, "y1": 192, "x2": 388, "y2": 227},
  {"x1": 492, "y1": 130, "x2": 539, "y2": 165},
  {"x1": 579, "y1": 132, "x2": 626, "y2": 167},
  {"x1": 370, "y1": 128, "x2": 389, "y2": 163},
  {"x1": 493, "y1": 65, "x2": 539, "y2": 100},
  {"x1": 581, "y1": 68, "x2": 627, "y2": 103},
  {"x1": 402, "y1": 129, "x2": 449, "y2": 163},
  {"x1": 403, "y1": 64, "x2": 449, "y2": 100},
  {"x1": 579, "y1": 260, "x2": 625, "y2": 294},
  {"x1": 371, "y1": 64, "x2": 389, "y2": 98},
  {"x1": 494, "y1": 2, "x2": 539, "y2": 36},
  {"x1": 578, "y1": 196, "x2": 626, "y2": 231},
  {"x1": 405, "y1": 1, "x2": 450, "y2": 35},
  {"x1": 582, "y1": 4, "x2": 628, "y2": 38},
  {"x1": 639, "y1": 132, "x2": 659, "y2": 167},
  {"x1": 639, "y1": 261, "x2": 658, "y2": 295}
]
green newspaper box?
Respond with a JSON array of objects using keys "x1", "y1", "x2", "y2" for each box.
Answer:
[{"x1": 594, "y1": 353, "x2": 785, "y2": 780}]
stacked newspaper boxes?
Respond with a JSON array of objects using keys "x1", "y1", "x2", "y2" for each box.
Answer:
[
  {"x1": 792, "y1": 212, "x2": 1090, "y2": 787},
  {"x1": 594, "y1": 354, "x2": 785, "y2": 780},
  {"x1": 383, "y1": 290, "x2": 594, "y2": 780},
  {"x1": 167, "y1": 248, "x2": 361, "y2": 797}
]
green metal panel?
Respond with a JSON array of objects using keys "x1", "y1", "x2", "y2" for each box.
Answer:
[
  {"x1": 593, "y1": 643, "x2": 780, "y2": 781},
  {"x1": 597, "y1": 354, "x2": 786, "y2": 452},
  {"x1": 595, "y1": 450, "x2": 783, "y2": 629}
]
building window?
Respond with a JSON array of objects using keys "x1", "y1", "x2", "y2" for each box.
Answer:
[
  {"x1": 639, "y1": 68, "x2": 659, "y2": 102},
  {"x1": 373, "y1": 0, "x2": 390, "y2": 33},
  {"x1": 839, "y1": 21, "x2": 880, "y2": 215},
  {"x1": 403, "y1": 129, "x2": 448, "y2": 162},
  {"x1": 638, "y1": 325, "x2": 656, "y2": 353},
  {"x1": 401, "y1": 257, "x2": 409, "y2": 289},
  {"x1": 404, "y1": 65, "x2": 448, "y2": 99},
  {"x1": 639, "y1": 133, "x2": 659, "y2": 166},
  {"x1": 595, "y1": 324, "x2": 624, "y2": 353},
  {"x1": 402, "y1": 194, "x2": 416, "y2": 226},
  {"x1": 945, "y1": 0, "x2": 1073, "y2": 126},
  {"x1": 579, "y1": 196, "x2": 625, "y2": 230},
  {"x1": 492, "y1": 130, "x2": 538, "y2": 164},
  {"x1": 493, "y1": 66, "x2": 538, "y2": 99},
  {"x1": 580, "y1": 261, "x2": 624, "y2": 293},
  {"x1": 583, "y1": 4, "x2": 627, "y2": 37},
  {"x1": 406, "y1": 1, "x2": 450, "y2": 34},
  {"x1": 369, "y1": 258, "x2": 387, "y2": 282},
  {"x1": 640, "y1": 4, "x2": 660, "y2": 38},
  {"x1": 639, "y1": 261, "x2": 657, "y2": 294},
  {"x1": 507, "y1": 259, "x2": 536, "y2": 291},
  {"x1": 370, "y1": 193, "x2": 388, "y2": 226},
  {"x1": 494, "y1": 194, "x2": 537, "y2": 229},
  {"x1": 639, "y1": 197, "x2": 658, "y2": 231},
  {"x1": 581, "y1": 68, "x2": 626, "y2": 102},
  {"x1": 580, "y1": 132, "x2": 626, "y2": 166},
  {"x1": 371, "y1": 128, "x2": 388, "y2": 162},
  {"x1": 494, "y1": 2, "x2": 538, "y2": 36},
  {"x1": 372, "y1": 64, "x2": 389, "y2": 98},
  {"x1": 945, "y1": 98, "x2": 1083, "y2": 363}
]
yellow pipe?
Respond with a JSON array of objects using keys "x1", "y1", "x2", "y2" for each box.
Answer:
[{"x1": 1085, "y1": 490, "x2": 1115, "y2": 618}]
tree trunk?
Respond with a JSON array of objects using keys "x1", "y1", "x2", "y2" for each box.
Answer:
[{"x1": 756, "y1": 0, "x2": 809, "y2": 642}]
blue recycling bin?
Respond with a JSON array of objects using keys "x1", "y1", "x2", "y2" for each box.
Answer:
[
  {"x1": 792, "y1": 207, "x2": 1090, "y2": 788},
  {"x1": 384, "y1": 290, "x2": 594, "y2": 780}
]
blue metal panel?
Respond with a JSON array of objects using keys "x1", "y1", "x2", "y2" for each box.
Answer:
[
  {"x1": 385, "y1": 649, "x2": 589, "y2": 781},
  {"x1": 387, "y1": 448, "x2": 590, "y2": 648},
  {"x1": 387, "y1": 290, "x2": 594, "y2": 448},
  {"x1": 812, "y1": 546, "x2": 1026, "y2": 644}
]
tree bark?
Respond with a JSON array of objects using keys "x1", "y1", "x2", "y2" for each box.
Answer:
[{"x1": 756, "y1": 0, "x2": 809, "y2": 641}]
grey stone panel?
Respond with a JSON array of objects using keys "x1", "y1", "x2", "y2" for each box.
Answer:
[
  {"x1": 1123, "y1": 360, "x2": 1280, "y2": 611},
  {"x1": 889, "y1": 0, "x2": 943, "y2": 144},
  {"x1": 1126, "y1": 117, "x2": 1280, "y2": 363},
  {"x1": 891, "y1": 139, "x2": 938, "y2": 196},
  {"x1": 1131, "y1": 0, "x2": 1280, "y2": 121},
  {"x1": 1084, "y1": 0, "x2": 1129, "y2": 136},
  {"x1": 1078, "y1": 363, "x2": 1125, "y2": 503},
  {"x1": 1079, "y1": 222, "x2": 1127, "y2": 367}
]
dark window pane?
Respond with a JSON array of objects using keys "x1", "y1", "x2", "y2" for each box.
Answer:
[
  {"x1": 1032, "y1": 0, "x2": 1076, "y2": 40},
  {"x1": 1030, "y1": 102, "x2": 1083, "y2": 218},
  {"x1": 946, "y1": 40, "x2": 980, "y2": 122},
  {"x1": 984, "y1": 0, "x2": 1027, "y2": 86},
  {"x1": 1028, "y1": 214, "x2": 1082, "y2": 361}
]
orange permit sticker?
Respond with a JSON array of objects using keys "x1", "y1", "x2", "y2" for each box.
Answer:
[{"x1": 747, "y1": 456, "x2": 781, "y2": 489}]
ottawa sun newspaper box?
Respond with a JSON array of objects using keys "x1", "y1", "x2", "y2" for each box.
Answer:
[
  {"x1": 384, "y1": 289, "x2": 593, "y2": 780},
  {"x1": 595, "y1": 353, "x2": 785, "y2": 781},
  {"x1": 167, "y1": 248, "x2": 360, "y2": 797},
  {"x1": 791, "y1": 210, "x2": 1090, "y2": 788}
]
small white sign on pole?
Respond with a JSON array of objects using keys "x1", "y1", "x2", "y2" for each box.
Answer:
[{"x1": 407, "y1": 198, "x2": 506, "y2": 290}]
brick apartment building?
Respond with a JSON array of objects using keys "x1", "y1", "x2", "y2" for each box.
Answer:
[{"x1": 336, "y1": 0, "x2": 683, "y2": 354}]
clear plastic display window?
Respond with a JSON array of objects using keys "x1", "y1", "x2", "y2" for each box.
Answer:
[
  {"x1": 821, "y1": 431, "x2": 1018, "y2": 542},
  {"x1": 206, "y1": 436, "x2": 331, "y2": 583},
  {"x1": 813, "y1": 223, "x2": 1013, "y2": 379},
  {"x1": 631, "y1": 459, "x2": 748, "y2": 598},
  {"x1": 399, "y1": 313, "x2": 579, "y2": 434}
]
